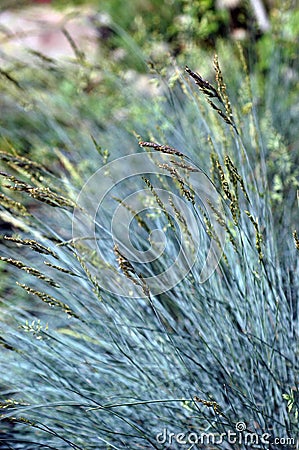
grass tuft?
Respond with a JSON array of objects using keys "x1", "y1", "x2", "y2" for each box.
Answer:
[{"x1": 0, "y1": 13, "x2": 298, "y2": 449}]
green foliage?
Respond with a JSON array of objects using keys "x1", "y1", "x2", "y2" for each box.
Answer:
[
  {"x1": 283, "y1": 388, "x2": 299, "y2": 423},
  {"x1": 0, "y1": 2, "x2": 299, "y2": 449},
  {"x1": 50, "y1": 0, "x2": 229, "y2": 62},
  {"x1": 1, "y1": 53, "x2": 299, "y2": 449}
]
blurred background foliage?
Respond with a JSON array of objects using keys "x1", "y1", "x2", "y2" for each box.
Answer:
[
  {"x1": 0, "y1": 0, "x2": 298, "y2": 230},
  {"x1": 0, "y1": 0, "x2": 298, "y2": 232},
  {"x1": 0, "y1": 0, "x2": 298, "y2": 150}
]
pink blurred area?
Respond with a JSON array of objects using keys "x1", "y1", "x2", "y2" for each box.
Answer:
[{"x1": 0, "y1": 3, "x2": 100, "y2": 62}]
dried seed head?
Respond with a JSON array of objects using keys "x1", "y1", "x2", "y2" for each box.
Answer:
[
  {"x1": 245, "y1": 210, "x2": 263, "y2": 261},
  {"x1": 293, "y1": 230, "x2": 299, "y2": 250},
  {"x1": 158, "y1": 163, "x2": 195, "y2": 204},
  {"x1": 213, "y1": 54, "x2": 233, "y2": 121},
  {"x1": 185, "y1": 66, "x2": 222, "y2": 103},
  {"x1": 186, "y1": 63, "x2": 238, "y2": 133},
  {"x1": 4, "y1": 236, "x2": 58, "y2": 258},
  {"x1": 73, "y1": 251, "x2": 102, "y2": 301},
  {"x1": 0, "y1": 256, "x2": 59, "y2": 287},
  {"x1": 139, "y1": 140, "x2": 186, "y2": 159},
  {"x1": 1, "y1": 171, "x2": 75, "y2": 209},
  {"x1": 44, "y1": 261, "x2": 78, "y2": 276},
  {"x1": 224, "y1": 155, "x2": 250, "y2": 202},
  {"x1": 142, "y1": 176, "x2": 175, "y2": 229},
  {"x1": 0, "y1": 151, "x2": 50, "y2": 182},
  {"x1": 0, "y1": 193, "x2": 29, "y2": 216},
  {"x1": 16, "y1": 283, "x2": 80, "y2": 319},
  {"x1": 168, "y1": 196, "x2": 193, "y2": 243},
  {"x1": 194, "y1": 396, "x2": 224, "y2": 416},
  {"x1": 114, "y1": 244, "x2": 150, "y2": 297},
  {"x1": 170, "y1": 159, "x2": 199, "y2": 172}
]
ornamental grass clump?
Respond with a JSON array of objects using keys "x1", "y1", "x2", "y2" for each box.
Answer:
[{"x1": 0, "y1": 29, "x2": 298, "y2": 450}]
